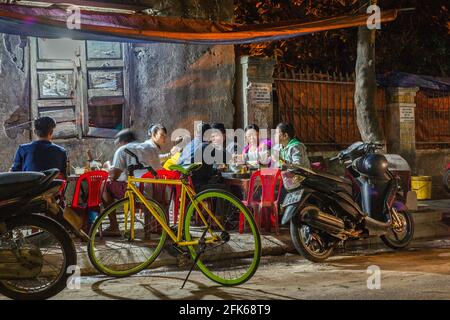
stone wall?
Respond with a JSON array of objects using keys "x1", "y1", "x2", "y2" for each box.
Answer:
[
  {"x1": 130, "y1": 43, "x2": 235, "y2": 147},
  {"x1": 0, "y1": 0, "x2": 235, "y2": 170},
  {"x1": 0, "y1": 35, "x2": 30, "y2": 171},
  {"x1": 129, "y1": 0, "x2": 235, "y2": 150}
]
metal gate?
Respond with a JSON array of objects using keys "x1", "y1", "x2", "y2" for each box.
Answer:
[{"x1": 274, "y1": 69, "x2": 387, "y2": 151}]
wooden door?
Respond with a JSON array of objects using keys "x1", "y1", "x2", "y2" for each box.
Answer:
[
  {"x1": 83, "y1": 41, "x2": 130, "y2": 138},
  {"x1": 30, "y1": 38, "x2": 129, "y2": 139},
  {"x1": 30, "y1": 38, "x2": 83, "y2": 139}
]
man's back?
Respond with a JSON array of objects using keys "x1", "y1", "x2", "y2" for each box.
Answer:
[
  {"x1": 112, "y1": 142, "x2": 162, "y2": 180},
  {"x1": 177, "y1": 138, "x2": 217, "y2": 189},
  {"x1": 11, "y1": 140, "x2": 67, "y2": 174}
]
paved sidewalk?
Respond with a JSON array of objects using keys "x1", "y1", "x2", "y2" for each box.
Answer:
[
  {"x1": 76, "y1": 231, "x2": 295, "y2": 275},
  {"x1": 419, "y1": 199, "x2": 450, "y2": 213},
  {"x1": 75, "y1": 203, "x2": 450, "y2": 276}
]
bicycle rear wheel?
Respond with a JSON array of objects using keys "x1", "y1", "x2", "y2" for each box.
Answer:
[
  {"x1": 184, "y1": 189, "x2": 261, "y2": 286},
  {"x1": 87, "y1": 197, "x2": 167, "y2": 277}
]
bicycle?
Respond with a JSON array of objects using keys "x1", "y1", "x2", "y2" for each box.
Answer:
[{"x1": 87, "y1": 149, "x2": 261, "y2": 287}]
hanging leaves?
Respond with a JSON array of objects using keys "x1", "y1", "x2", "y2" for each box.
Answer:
[{"x1": 234, "y1": 0, "x2": 450, "y2": 77}]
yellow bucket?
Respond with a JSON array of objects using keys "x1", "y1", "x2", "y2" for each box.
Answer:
[{"x1": 411, "y1": 176, "x2": 432, "y2": 200}]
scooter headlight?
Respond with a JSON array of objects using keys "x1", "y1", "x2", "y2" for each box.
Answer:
[{"x1": 281, "y1": 171, "x2": 305, "y2": 191}]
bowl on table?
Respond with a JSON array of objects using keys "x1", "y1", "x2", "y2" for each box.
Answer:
[
  {"x1": 247, "y1": 161, "x2": 260, "y2": 170},
  {"x1": 74, "y1": 167, "x2": 86, "y2": 175},
  {"x1": 229, "y1": 165, "x2": 242, "y2": 173}
]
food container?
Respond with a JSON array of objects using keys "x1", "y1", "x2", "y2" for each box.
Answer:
[{"x1": 74, "y1": 167, "x2": 86, "y2": 175}]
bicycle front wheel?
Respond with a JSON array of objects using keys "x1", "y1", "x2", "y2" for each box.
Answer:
[
  {"x1": 184, "y1": 189, "x2": 261, "y2": 286},
  {"x1": 87, "y1": 197, "x2": 167, "y2": 278}
]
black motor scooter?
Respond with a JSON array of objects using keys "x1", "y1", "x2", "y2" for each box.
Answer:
[
  {"x1": 281, "y1": 142, "x2": 415, "y2": 262},
  {"x1": 0, "y1": 169, "x2": 77, "y2": 300}
]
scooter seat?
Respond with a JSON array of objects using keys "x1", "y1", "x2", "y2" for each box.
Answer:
[
  {"x1": 0, "y1": 172, "x2": 46, "y2": 200},
  {"x1": 313, "y1": 171, "x2": 352, "y2": 186},
  {"x1": 0, "y1": 172, "x2": 45, "y2": 186}
]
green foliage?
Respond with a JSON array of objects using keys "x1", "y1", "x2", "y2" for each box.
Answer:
[{"x1": 234, "y1": 0, "x2": 450, "y2": 76}]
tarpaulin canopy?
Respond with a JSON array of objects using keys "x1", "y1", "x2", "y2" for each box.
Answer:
[
  {"x1": 0, "y1": 3, "x2": 398, "y2": 45},
  {"x1": 377, "y1": 72, "x2": 450, "y2": 91}
]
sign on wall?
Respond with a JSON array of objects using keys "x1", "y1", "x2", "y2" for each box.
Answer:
[
  {"x1": 248, "y1": 82, "x2": 273, "y2": 128},
  {"x1": 249, "y1": 83, "x2": 272, "y2": 107},
  {"x1": 400, "y1": 106, "x2": 415, "y2": 123}
]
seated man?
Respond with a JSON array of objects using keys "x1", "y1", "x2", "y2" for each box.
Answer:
[
  {"x1": 177, "y1": 122, "x2": 214, "y2": 191},
  {"x1": 103, "y1": 129, "x2": 162, "y2": 235},
  {"x1": 210, "y1": 122, "x2": 235, "y2": 161},
  {"x1": 11, "y1": 117, "x2": 67, "y2": 178},
  {"x1": 274, "y1": 122, "x2": 311, "y2": 169}
]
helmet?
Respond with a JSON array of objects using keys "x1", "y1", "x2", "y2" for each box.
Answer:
[{"x1": 355, "y1": 154, "x2": 389, "y2": 178}]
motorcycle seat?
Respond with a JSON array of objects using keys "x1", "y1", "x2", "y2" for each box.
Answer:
[
  {"x1": 0, "y1": 172, "x2": 46, "y2": 200},
  {"x1": 312, "y1": 171, "x2": 352, "y2": 186},
  {"x1": 0, "y1": 172, "x2": 45, "y2": 186}
]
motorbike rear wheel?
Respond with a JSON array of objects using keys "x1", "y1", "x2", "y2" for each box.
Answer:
[
  {"x1": 0, "y1": 214, "x2": 76, "y2": 300},
  {"x1": 290, "y1": 221, "x2": 335, "y2": 263},
  {"x1": 380, "y1": 210, "x2": 414, "y2": 250}
]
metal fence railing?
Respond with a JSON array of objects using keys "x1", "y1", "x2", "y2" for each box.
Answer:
[
  {"x1": 415, "y1": 89, "x2": 450, "y2": 149},
  {"x1": 274, "y1": 69, "x2": 387, "y2": 151}
]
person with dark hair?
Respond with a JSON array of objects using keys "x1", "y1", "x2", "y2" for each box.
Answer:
[
  {"x1": 213, "y1": 122, "x2": 237, "y2": 154},
  {"x1": 211, "y1": 123, "x2": 226, "y2": 135},
  {"x1": 11, "y1": 117, "x2": 67, "y2": 177},
  {"x1": 145, "y1": 123, "x2": 178, "y2": 164},
  {"x1": 103, "y1": 128, "x2": 166, "y2": 235},
  {"x1": 105, "y1": 129, "x2": 138, "y2": 203},
  {"x1": 177, "y1": 121, "x2": 215, "y2": 190},
  {"x1": 210, "y1": 122, "x2": 234, "y2": 166},
  {"x1": 275, "y1": 122, "x2": 311, "y2": 168},
  {"x1": 114, "y1": 128, "x2": 137, "y2": 145},
  {"x1": 178, "y1": 121, "x2": 211, "y2": 165},
  {"x1": 240, "y1": 124, "x2": 272, "y2": 166}
]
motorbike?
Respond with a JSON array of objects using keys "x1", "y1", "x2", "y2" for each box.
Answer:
[
  {"x1": 0, "y1": 169, "x2": 77, "y2": 300},
  {"x1": 281, "y1": 142, "x2": 415, "y2": 262},
  {"x1": 444, "y1": 162, "x2": 450, "y2": 193}
]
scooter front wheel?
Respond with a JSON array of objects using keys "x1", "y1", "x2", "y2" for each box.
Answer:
[{"x1": 381, "y1": 210, "x2": 415, "y2": 250}]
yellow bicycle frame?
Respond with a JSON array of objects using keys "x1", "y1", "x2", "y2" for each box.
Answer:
[{"x1": 123, "y1": 176, "x2": 226, "y2": 246}]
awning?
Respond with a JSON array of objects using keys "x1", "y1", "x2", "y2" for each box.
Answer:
[
  {"x1": 0, "y1": 4, "x2": 398, "y2": 45},
  {"x1": 377, "y1": 72, "x2": 450, "y2": 91}
]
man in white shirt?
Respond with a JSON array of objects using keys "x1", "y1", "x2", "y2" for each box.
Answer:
[
  {"x1": 144, "y1": 123, "x2": 179, "y2": 165},
  {"x1": 103, "y1": 129, "x2": 162, "y2": 235}
]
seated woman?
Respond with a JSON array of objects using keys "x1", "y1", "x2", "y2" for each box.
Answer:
[{"x1": 238, "y1": 124, "x2": 272, "y2": 167}]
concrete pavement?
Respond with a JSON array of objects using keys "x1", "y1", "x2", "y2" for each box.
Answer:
[
  {"x1": 47, "y1": 238, "x2": 450, "y2": 300},
  {"x1": 75, "y1": 203, "x2": 450, "y2": 275}
]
